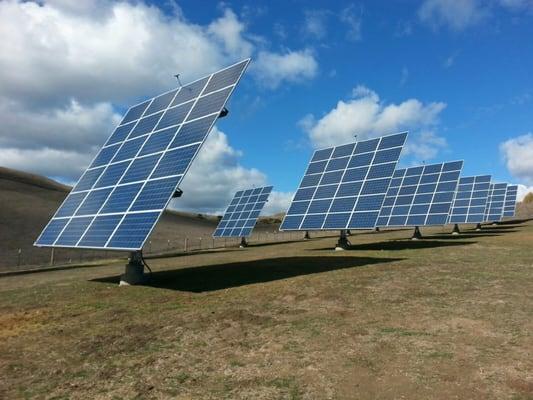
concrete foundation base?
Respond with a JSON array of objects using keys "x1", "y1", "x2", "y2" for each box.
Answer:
[
  {"x1": 119, "y1": 252, "x2": 146, "y2": 286},
  {"x1": 475, "y1": 223, "x2": 482, "y2": 231},
  {"x1": 451, "y1": 223, "x2": 461, "y2": 235},
  {"x1": 411, "y1": 226, "x2": 422, "y2": 240},
  {"x1": 335, "y1": 230, "x2": 351, "y2": 250}
]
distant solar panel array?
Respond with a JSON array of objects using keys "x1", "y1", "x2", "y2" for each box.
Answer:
[
  {"x1": 214, "y1": 186, "x2": 273, "y2": 238},
  {"x1": 376, "y1": 161, "x2": 463, "y2": 227},
  {"x1": 280, "y1": 132, "x2": 407, "y2": 231},
  {"x1": 35, "y1": 59, "x2": 250, "y2": 251},
  {"x1": 484, "y1": 183, "x2": 508, "y2": 222},
  {"x1": 503, "y1": 185, "x2": 518, "y2": 217},
  {"x1": 448, "y1": 175, "x2": 491, "y2": 224}
]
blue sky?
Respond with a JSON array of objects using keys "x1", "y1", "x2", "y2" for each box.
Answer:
[{"x1": 0, "y1": 0, "x2": 532, "y2": 213}]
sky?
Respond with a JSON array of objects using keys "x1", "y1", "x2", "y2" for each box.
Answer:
[{"x1": 0, "y1": 0, "x2": 532, "y2": 215}]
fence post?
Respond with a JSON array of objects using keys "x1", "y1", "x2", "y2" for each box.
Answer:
[
  {"x1": 17, "y1": 248, "x2": 21, "y2": 266},
  {"x1": 50, "y1": 248, "x2": 54, "y2": 266},
  {"x1": 184, "y1": 237, "x2": 188, "y2": 252},
  {"x1": 199, "y1": 237, "x2": 202, "y2": 250},
  {"x1": 212, "y1": 238, "x2": 215, "y2": 249}
]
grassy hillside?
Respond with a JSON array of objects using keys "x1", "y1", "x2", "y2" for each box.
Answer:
[
  {"x1": 0, "y1": 167, "x2": 279, "y2": 268},
  {"x1": 0, "y1": 220, "x2": 531, "y2": 399}
]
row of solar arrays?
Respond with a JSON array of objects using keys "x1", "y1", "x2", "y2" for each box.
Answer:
[
  {"x1": 447, "y1": 175, "x2": 491, "y2": 224},
  {"x1": 213, "y1": 186, "x2": 273, "y2": 237},
  {"x1": 375, "y1": 161, "x2": 463, "y2": 227},
  {"x1": 280, "y1": 132, "x2": 408, "y2": 231},
  {"x1": 503, "y1": 185, "x2": 518, "y2": 217},
  {"x1": 35, "y1": 59, "x2": 250, "y2": 250},
  {"x1": 484, "y1": 183, "x2": 508, "y2": 222}
]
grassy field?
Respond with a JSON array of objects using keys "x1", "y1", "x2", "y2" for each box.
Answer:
[{"x1": 0, "y1": 221, "x2": 532, "y2": 399}]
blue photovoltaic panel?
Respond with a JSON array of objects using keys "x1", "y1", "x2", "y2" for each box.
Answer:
[
  {"x1": 484, "y1": 183, "x2": 508, "y2": 222},
  {"x1": 503, "y1": 185, "x2": 518, "y2": 217},
  {"x1": 35, "y1": 59, "x2": 250, "y2": 251},
  {"x1": 213, "y1": 186, "x2": 273, "y2": 238},
  {"x1": 448, "y1": 175, "x2": 491, "y2": 224},
  {"x1": 280, "y1": 132, "x2": 408, "y2": 231},
  {"x1": 376, "y1": 161, "x2": 463, "y2": 227}
]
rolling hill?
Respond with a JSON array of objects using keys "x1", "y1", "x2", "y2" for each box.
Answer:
[{"x1": 0, "y1": 166, "x2": 280, "y2": 268}]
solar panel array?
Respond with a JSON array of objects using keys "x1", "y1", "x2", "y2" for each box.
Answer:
[
  {"x1": 484, "y1": 183, "x2": 508, "y2": 222},
  {"x1": 213, "y1": 186, "x2": 273, "y2": 237},
  {"x1": 280, "y1": 132, "x2": 408, "y2": 231},
  {"x1": 35, "y1": 59, "x2": 250, "y2": 251},
  {"x1": 502, "y1": 184, "x2": 518, "y2": 217},
  {"x1": 448, "y1": 175, "x2": 491, "y2": 224},
  {"x1": 376, "y1": 161, "x2": 463, "y2": 227}
]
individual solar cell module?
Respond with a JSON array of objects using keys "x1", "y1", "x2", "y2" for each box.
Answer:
[
  {"x1": 502, "y1": 185, "x2": 518, "y2": 217},
  {"x1": 213, "y1": 186, "x2": 273, "y2": 238},
  {"x1": 484, "y1": 183, "x2": 508, "y2": 222},
  {"x1": 376, "y1": 160, "x2": 463, "y2": 227},
  {"x1": 280, "y1": 132, "x2": 408, "y2": 231},
  {"x1": 448, "y1": 175, "x2": 491, "y2": 224},
  {"x1": 35, "y1": 59, "x2": 250, "y2": 251}
]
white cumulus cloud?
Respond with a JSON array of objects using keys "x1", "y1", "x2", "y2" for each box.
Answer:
[
  {"x1": 0, "y1": 0, "x2": 317, "y2": 214},
  {"x1": 500, "y1": 133, "x2": 533, "y2": 185},
  {"x1": 253, "y1": 49, "x2": 319, "y2": 89},
  {"x1": 171, "y1": 127, "x2": 289, "y2": 215},
  {"x1": 418, "y1": 0, "x2": 489, "y2": 31},
  {"x1": 301, "y1": 85, "x2": 447, "y2": 163}
]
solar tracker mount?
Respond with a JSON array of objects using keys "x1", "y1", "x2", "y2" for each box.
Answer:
[{"x1": 34, "y1": 59, "x2": 250, "y2": 252}]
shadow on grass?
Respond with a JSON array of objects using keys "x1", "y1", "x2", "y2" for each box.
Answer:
[
  {"x1": 425, "y1": 233, "x2": 505, "y2": 240},
  {"x1": 145, "y1": 247, "x2": 240, "y2": 260},
  {"x1": 313, "y1": 239, "x2": 476, "y2": 252},
  {"x1": 92, "y1": 255, "x2": 403, "y2": 292},
  {"x1": 493, "y1": 218, "x2": 532, "y2": 226}
]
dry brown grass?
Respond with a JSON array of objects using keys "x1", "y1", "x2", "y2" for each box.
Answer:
[{"x1": 0, "y1": 220, "x2": 532, "y2": 399}]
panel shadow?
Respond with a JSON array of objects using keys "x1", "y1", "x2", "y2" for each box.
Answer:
[
  {"x1": 92, "y1": 255, "x2": 403, "y2": 292},
  {"x1": 313, "y1": 240, "x2": 476, "y2": 251}
]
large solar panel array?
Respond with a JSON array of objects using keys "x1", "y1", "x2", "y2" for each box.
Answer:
[
  {"x1": 280, "y1": 132, "x2": 408, "y2": 231},
  {"x1": 376, "y1": 161, "x2": 463, "y2": 227},
  {"x1": 213, "y1": 186, "x2": 273, "y2": 237},
  {"x1": 502, "y1": 184, "x2": 518, "y2": 217},
  {"x1": 484, "y1": 183, "x2": 508, "y2": 222},
  {"x1": 448, "y1": 175, "x2": 491, "y2": 224},
  {"x1": 35, "y1": 59, "x2": 250, "y2": 251}
]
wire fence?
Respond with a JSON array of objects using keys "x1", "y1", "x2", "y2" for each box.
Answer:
[{"x1": 1, "y1": 230, "x2": 337, "y2": 273}]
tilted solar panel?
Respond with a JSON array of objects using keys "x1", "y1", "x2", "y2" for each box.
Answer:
[
  {"x1": 35, "y1": 59, "x2": 250, "y2": 251},
  {"x1": 484, "y1": 183, "x2": 508, "y2": 222},
  {"x1": 376, "y1": 160, "x2": 463, "y2": 227},
  {"x1": 448, "y1": 175, "x2": 491, "y2": 224},
  {"x1": 502, "y1": 184, "x2": 518, "y2": 218},
  {"x1": 213, "y1": 186, "x2": 273, "y2": 238},
  {"x1": 280, "y1": 132, "x2": 408, "y2": 231}
]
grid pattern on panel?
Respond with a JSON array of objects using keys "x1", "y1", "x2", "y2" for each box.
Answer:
[
  {"x1": 376, "y1": 160, "x2": 463, "y2": 227},
  {"x1": 484, "y1": 183, "x2": 508, "y2": 222},
  {"x1": 35, "y1": 59, "x2": 250, "y2": 251},
  {"x1": 280, "y1": 132, "x2": 408, "y2": 231},
  {"x1": 503, "y1": 185, "x2": 518, "y2": 217},
  {"x1": 213, "y1": 186, "x2": 273, "y2": 238},
  {"x1": 448, "y1": 175, "x2": 491, "y2": 224}
]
